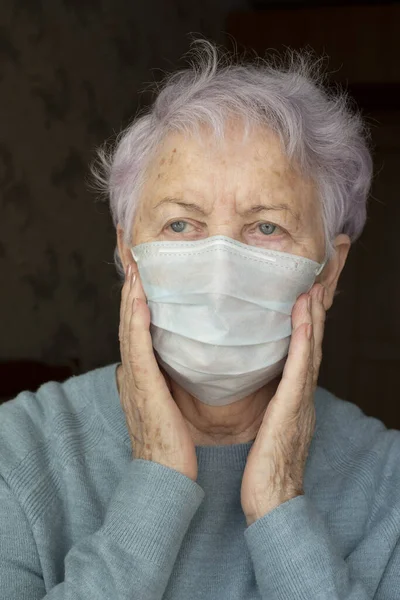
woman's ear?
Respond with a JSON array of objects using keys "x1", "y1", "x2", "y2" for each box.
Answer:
[{"x1": 318, "y1": 234, "x2": 351, "y2": 310}]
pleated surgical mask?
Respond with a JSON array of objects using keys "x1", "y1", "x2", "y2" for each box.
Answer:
[{"x1": 131, "y1": 235, "x2": 324, "y2": 406}]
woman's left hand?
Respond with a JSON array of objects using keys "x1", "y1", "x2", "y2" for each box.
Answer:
[{"x1": 241, "y1": 283, "x2": 326, "y2": 527}]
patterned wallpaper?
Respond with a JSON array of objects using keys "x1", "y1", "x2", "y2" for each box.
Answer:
[{"x1": 0, "y1": 0, "x2": 248, "y2": 374}]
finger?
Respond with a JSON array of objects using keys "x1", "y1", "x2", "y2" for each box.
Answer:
[
  {"x1": 129, "y1": 251, "x2": 147, "y2": 303},
  {"x1": 303, "y1": 292, "x2": 316, "y2": 398},
  {"x1": 310, "y1": 284, "x2": 326, "y2": 386},
  {"x1": 119, "y1": 252, "x2": 148, "y2": 352},
  {"x1": 119, "y1": 259, "x2": 141, "y2": 343},
  {"x1": 119, "y1": 246, "x2": 141, "y2": 341},
  {"x1": 275, "y1": 294, "x2": 312, "y2": 408},
  {"x1": 126, "y1": 265, "x2": 164, "y2": 394},
  {"x1": 119, "y1": 264, "x2": 131, "y2": 344},
  {"x1": 291, "y1": 292, "x2": 312, "y2": 333},
  {"x1": 290, "y1": 292, "x2": 313, "y2": 398},
  {"x1": 119, "y1": 266, "x2": 137, "y2": 377}
]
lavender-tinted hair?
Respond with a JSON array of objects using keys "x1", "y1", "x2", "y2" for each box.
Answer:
[{"x1": 92, "y1": 39, "x2": 373, "y2": 280}]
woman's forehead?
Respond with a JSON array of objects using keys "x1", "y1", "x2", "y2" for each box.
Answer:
[
  {"x1": 140, "y1": 126, "x2": 317, "y2": 216},
  {"x1": 150, "y1": 124, "x2": 289, "y2": 167}
]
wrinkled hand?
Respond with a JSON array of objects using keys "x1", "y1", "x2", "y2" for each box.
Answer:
[
  {"x1": 241, "y1": 283, "x2": 326, "y2": 526},
  {"x1": 119, "y1": 260, "x2": 198, "y2": 481}
]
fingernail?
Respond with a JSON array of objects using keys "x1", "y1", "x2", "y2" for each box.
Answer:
[
  {"x1": 319, "y1": 285, "x2": 325, "y2": 303},
  {"x1": 307, "y1": 294, "x2": 312, "y2": 312},
  {"x1": 307, "y1": 323, "x2": 313, "y2": 340},
  {"x1": 126, "y1": 264, "x2": 131, "y2": 279},
  {"x1": 131, "y1": 273, "x2": 136, "y2": 288}
]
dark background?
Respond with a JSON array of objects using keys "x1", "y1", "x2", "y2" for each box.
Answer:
[{"x1": 1, "y1": 1, "x2": 400, "y2": 428}]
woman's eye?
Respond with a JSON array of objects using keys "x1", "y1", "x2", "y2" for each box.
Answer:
[
  {"x1": 259, "y1": 223, "x2": 277, "y2": 235},
  {"x1": 169, "y1": 220, "x2": 188, "y2": 233}
]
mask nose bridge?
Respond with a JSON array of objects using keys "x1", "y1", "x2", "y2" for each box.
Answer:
[{"x1": 204, "y1": 243, "x2": 237, "y2": 297}]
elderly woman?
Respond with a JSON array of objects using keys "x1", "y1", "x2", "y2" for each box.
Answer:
[{"x1": 1, "y1": 40, "x2": 398, "y2": 600}]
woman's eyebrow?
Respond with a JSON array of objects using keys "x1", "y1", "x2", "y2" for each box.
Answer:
[
  {"x1": 154, "y1": 197, "x2": 300, "y2": 223},
  {"x1": 241, "y1": 203, "x2": 301, "y2": 223},
  {"x1": 154, "y1": 197, "x2": 210, "y2": 215}
]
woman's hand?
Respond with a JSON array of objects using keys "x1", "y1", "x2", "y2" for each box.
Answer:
[
  {"x1": 240, "y1": 283, "x2": 326, "y2": 526},
  {"x1": 118, "y1": 259, "x2": 198, "y2": 481}
]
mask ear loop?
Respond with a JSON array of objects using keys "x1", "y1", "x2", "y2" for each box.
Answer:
[
  {"x1": 315, "y1": 259, "x2": 326, "y2": 277},
  {"x1": 316, "y1": 240, "x2": 330, "y2": 276}
]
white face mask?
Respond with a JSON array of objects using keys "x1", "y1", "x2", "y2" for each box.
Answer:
[{"x1": 131, "y1": 236, "x2": 324, "y2": 407}]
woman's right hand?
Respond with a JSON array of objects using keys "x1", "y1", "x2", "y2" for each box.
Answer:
[{"x1": 118, "y1": 259, "x2": 198, "y2": 482}]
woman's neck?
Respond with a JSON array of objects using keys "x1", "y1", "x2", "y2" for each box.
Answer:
[
  {"x1": 170, "y1": 377, "x2": 280, "y2": 446},
  {"x1": 116, "y1": 363, "x2": 280, "y2": 446}
]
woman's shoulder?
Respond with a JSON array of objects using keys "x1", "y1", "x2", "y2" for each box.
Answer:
[
  {"x1": 314, "y1": 385, "x2": 390, "y2": 439},
  {"x1": 314, "y1": 386, "x2": 400, "y2": 486},
  {"x1": 0, "y1": 363, "x2": 117, "y2": 482}
]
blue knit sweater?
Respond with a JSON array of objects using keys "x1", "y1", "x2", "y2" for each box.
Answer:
[{"x1": 1, "y1": 362, "x2": 399, "y2": 599}]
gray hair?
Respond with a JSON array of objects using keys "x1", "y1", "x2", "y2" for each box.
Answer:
[{"x1": 92, "y1": 39, "x2": 373, "y2": 280}]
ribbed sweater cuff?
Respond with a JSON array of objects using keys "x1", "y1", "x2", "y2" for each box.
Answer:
[
  {"x1": 244, "y1": 494, "x2": 343, "y2": 599},
  {"x1": 101, "y1": 459, "x2": 205, "y2": 568}
]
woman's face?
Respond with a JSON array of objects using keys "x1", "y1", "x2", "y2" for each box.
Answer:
[
  {"x1": 118, "y1": 120, "x2": 350, "y2": 310},
  {"x1": 132, "y1": 121, "x2": 326, "y2": 264}
]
